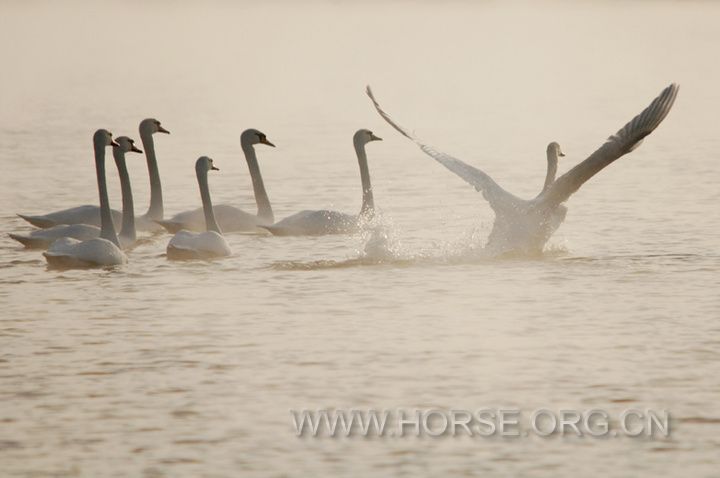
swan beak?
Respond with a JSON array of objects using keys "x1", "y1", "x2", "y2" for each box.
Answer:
[
  {"x1": 559, "y1": 152, "x2": 566, "y2": 157},
  {"x1": 158, "y1": 125, "x2": 170, "y2": 134},
  {"x1": 211, "y1": 165, "x2": 220, "y2": 171},
  {"x1": 131, "y1": 145, "x2": 143, "y2": 153},
  {"x1": 111, "y1": 140, "x2": 120, "y2": 147},
  {"x1": 261, "y1": 138, "x2": 275, "y2": 147},
  {"x1": 370, "y1": 134, "x2": 383, "y2": 141}
]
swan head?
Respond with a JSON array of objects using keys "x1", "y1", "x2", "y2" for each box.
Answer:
[
  {"x1": 241, "y1": 128, "x2": 275, "y2": 148},
  {"x1": 94, "y1": 129, "x2": 119, "y2": 148},
  {"x1": 139, "y1": 118, "x2": 170, "y2": 135},
  {"x1": 354, "y1": 129, "x2": 383, "y2": 145},
  {"x1": 547, "y1": 142, "x2": 565, "y2": 159},
  {"x1": 196, "y1": 156, "x2": 220, "y2": 174},
  {"x1": 114, "y1": 136, "x2": 143, "y2": 154}
]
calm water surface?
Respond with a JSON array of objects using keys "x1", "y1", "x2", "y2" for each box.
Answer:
[{"x1": 1, "y1": 1, "x2": 719, "y2": 476}]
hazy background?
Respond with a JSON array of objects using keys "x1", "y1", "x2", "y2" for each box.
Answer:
[{"x1": 1, "y1": 1, "x2": 719, "y2": 477}]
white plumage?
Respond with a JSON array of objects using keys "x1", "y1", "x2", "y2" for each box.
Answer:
[{"x1": 166, "y1": 157, "x2": 231, "y2": 260}]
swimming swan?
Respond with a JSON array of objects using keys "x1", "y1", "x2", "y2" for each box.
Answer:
[
  {"x1": 261, "y1": 129, "x2": 382, "y2": 236},
  {"x1": 157, "y1": 129, "x2": 275, "y2": 233},
  {"x1": 9, "y1": 137, "x2": 143, "y2": 249},
  {"x1": 18, "y1": 118, "x2": 169, "y2": 231},
  {"x1": 43, "y1": 130, "x2": 128, "y2": 268},
  {"x1": 366, "y1": 84, "x2": 679, "y2": 254},
  {"x1": 135, "y1": 118, "x2": 171, "y2": 232},
  {"x1": 166, "y1": 157, "x2": 231, "y2": 260}
]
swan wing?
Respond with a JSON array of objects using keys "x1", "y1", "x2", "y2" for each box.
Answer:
[
  {"x1": 539, "y1": 83, "x2": 679, "y2": 209},
  {"x1": 366, "y1": 86, "x2": 518, "y2": 210}
]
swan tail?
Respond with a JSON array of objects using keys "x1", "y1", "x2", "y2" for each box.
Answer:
[
  {"x1": 17, "y1": 214, "x2": 55, "y2": 229},
  {"x1": 8, "y1": 233, "x2": 48, "y2": 249},
  {"x1": 154, "y1": 219, "x2": 183, "y2": 234}
]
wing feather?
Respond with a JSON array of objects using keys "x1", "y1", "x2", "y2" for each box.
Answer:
[
  {"x1": 539, "y1": 83, "x2": 679, "y2": 209},
  {"x1": 366, "y1": 86, "x2": 517, "y2": 210}
]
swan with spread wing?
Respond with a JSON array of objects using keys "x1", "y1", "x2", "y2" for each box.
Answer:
[{"x1": 366, "y1": 84, "x2": 678, "y2": 254}]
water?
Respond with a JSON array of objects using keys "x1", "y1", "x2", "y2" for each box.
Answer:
[{"x1": 1, "y1": 1, "x2": 719, "y2": 476}]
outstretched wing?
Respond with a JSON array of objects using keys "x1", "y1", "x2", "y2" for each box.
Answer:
[
  {"x1": 366, "y1": 86, "x2": 518, "y2": 211},
  {"x1": 539, "y1": 83, "x2": 679, "y2": 209}
]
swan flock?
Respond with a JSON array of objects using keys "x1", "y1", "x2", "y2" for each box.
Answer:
[{"x1": 9, "y1": 83, "x2": 679, "y2": 267}]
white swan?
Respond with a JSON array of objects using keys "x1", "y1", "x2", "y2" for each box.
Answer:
[
  {"x1": 9, "y1": 137, "x2": 143, "y2": 249},
  {"x1": 158, "y1": 129, "x2": 275, "y2": 233},
  {"x1": 135, "y1": 118, "x2": 170, "y2": 232},
  {"x1": 43, "y1": 130, "x2": 128, "y2": 268},
  {"x1": 166, "y1": 157, "x2": 231, "y2": 260},
  {"x1": 261, "y1": 129, "x2": 382, "y2": 236},
  {"x1": 366, "y1": 84, "x2": 679, "y2": 254},
  {"x1": 18, "y1": 118, "x2": 169, "y2": 231}
]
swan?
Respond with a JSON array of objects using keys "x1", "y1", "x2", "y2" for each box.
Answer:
[
  {"x1": 43, "y1": 130, "x2": 128, "y2": 268},
  {"x1": 9, "y1": 137, "x2": 143, "y2": 249},
  {"x1": 366, "y1": 83, "x2": 679, "y2": 255},
  {"x1": 166, "y1": 157, "x2": 232, "y2": 260},
  {"x1": 135, "y1": 118, "x2": 171, "y2": 232},
  {"x1": 261, "y1": 129, "x2": 382, "y2": 236},
  {"x1": 157, "y1": 129, "x2": 275, "y2": 233},
  {"x1": 17, "y1": 118, "x2": 169, "y2": 231}
]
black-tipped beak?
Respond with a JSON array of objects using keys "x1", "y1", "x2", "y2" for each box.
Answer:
[
  {"x1": 261, "y1": 138, "x2": 275, "y2": 147},
  {"x1": 111, "y1": 140, "x2": 120, "y2": 147},
  {"x1": 158, "y1": 125, "x2": 170, "y2": 134},
  {"x1": 371, "y1": 134, "x2": 383, "y2": 141},
  {"x1": 559, "y1": 152, "x2": 566, "y2": 157},
  {"x1": 131, "y1": 145, "x2": 143, "y2": 153},
  {"x1": 211, "y1": 165, "x2": 219, "y2": 171}
]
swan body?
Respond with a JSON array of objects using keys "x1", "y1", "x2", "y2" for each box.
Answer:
[
  {"x1": 261, "y1": 210, "x2": 357, "y2": 236},
  {"x1": 43, "y1": 130, "x2": 127, "y2": 268},
  {"x1": 166, "y1": 157, "x2": 231, "y2": 260},
  {"x1": 17, "y1": 206, "x2": 121, "y2": 230},
  {"x1": 10, "y1": 224, "x2": 100, "y2": 249},
  {"x1": 18, "y1": 118, "x2": 169, "y2": 232},
  {"x1": 262, "y1": 129, "x2": 382, "y2": 236},
  {"x1": 44, "y1": 237, "x2": 127, "y2": 268},
  {"x1": 366, "y1": 84, "x2": 678, "y2": 255},
  {"x1": 167, "y1": 230, "x2": 231, "y2": 260},
  {"x1": 11, "y1": 137, "x2": 143, "y2": 249},
  {"x1": 159, "y1": 129, "x2": 275, "y2": 233},
  {"x1": 157, "y1": 204, "x2": 266, "y2": 234}
]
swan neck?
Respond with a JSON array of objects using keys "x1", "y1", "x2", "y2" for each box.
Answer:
[
  {"x1": 354, "y1": 140, "x2": 374, "y2": 216},
  {"x1": 197, "y1": 168, "x2": 221, "y2": 234},
  {"x1": 543, "y1": 150, "x2": 559, "y2": 193},
  {"x1": 140, "y1": 129, "x2": 163, "y2": 220},
  {"x1": 94, "y1": 140, "x2": 119, "y2": 247},
  {"x1": 242, "y1": 142, "x2": 273, "y2": 222},
  {"x1": 113, "y1": 148, "x2": 136, "y2": 243}
]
